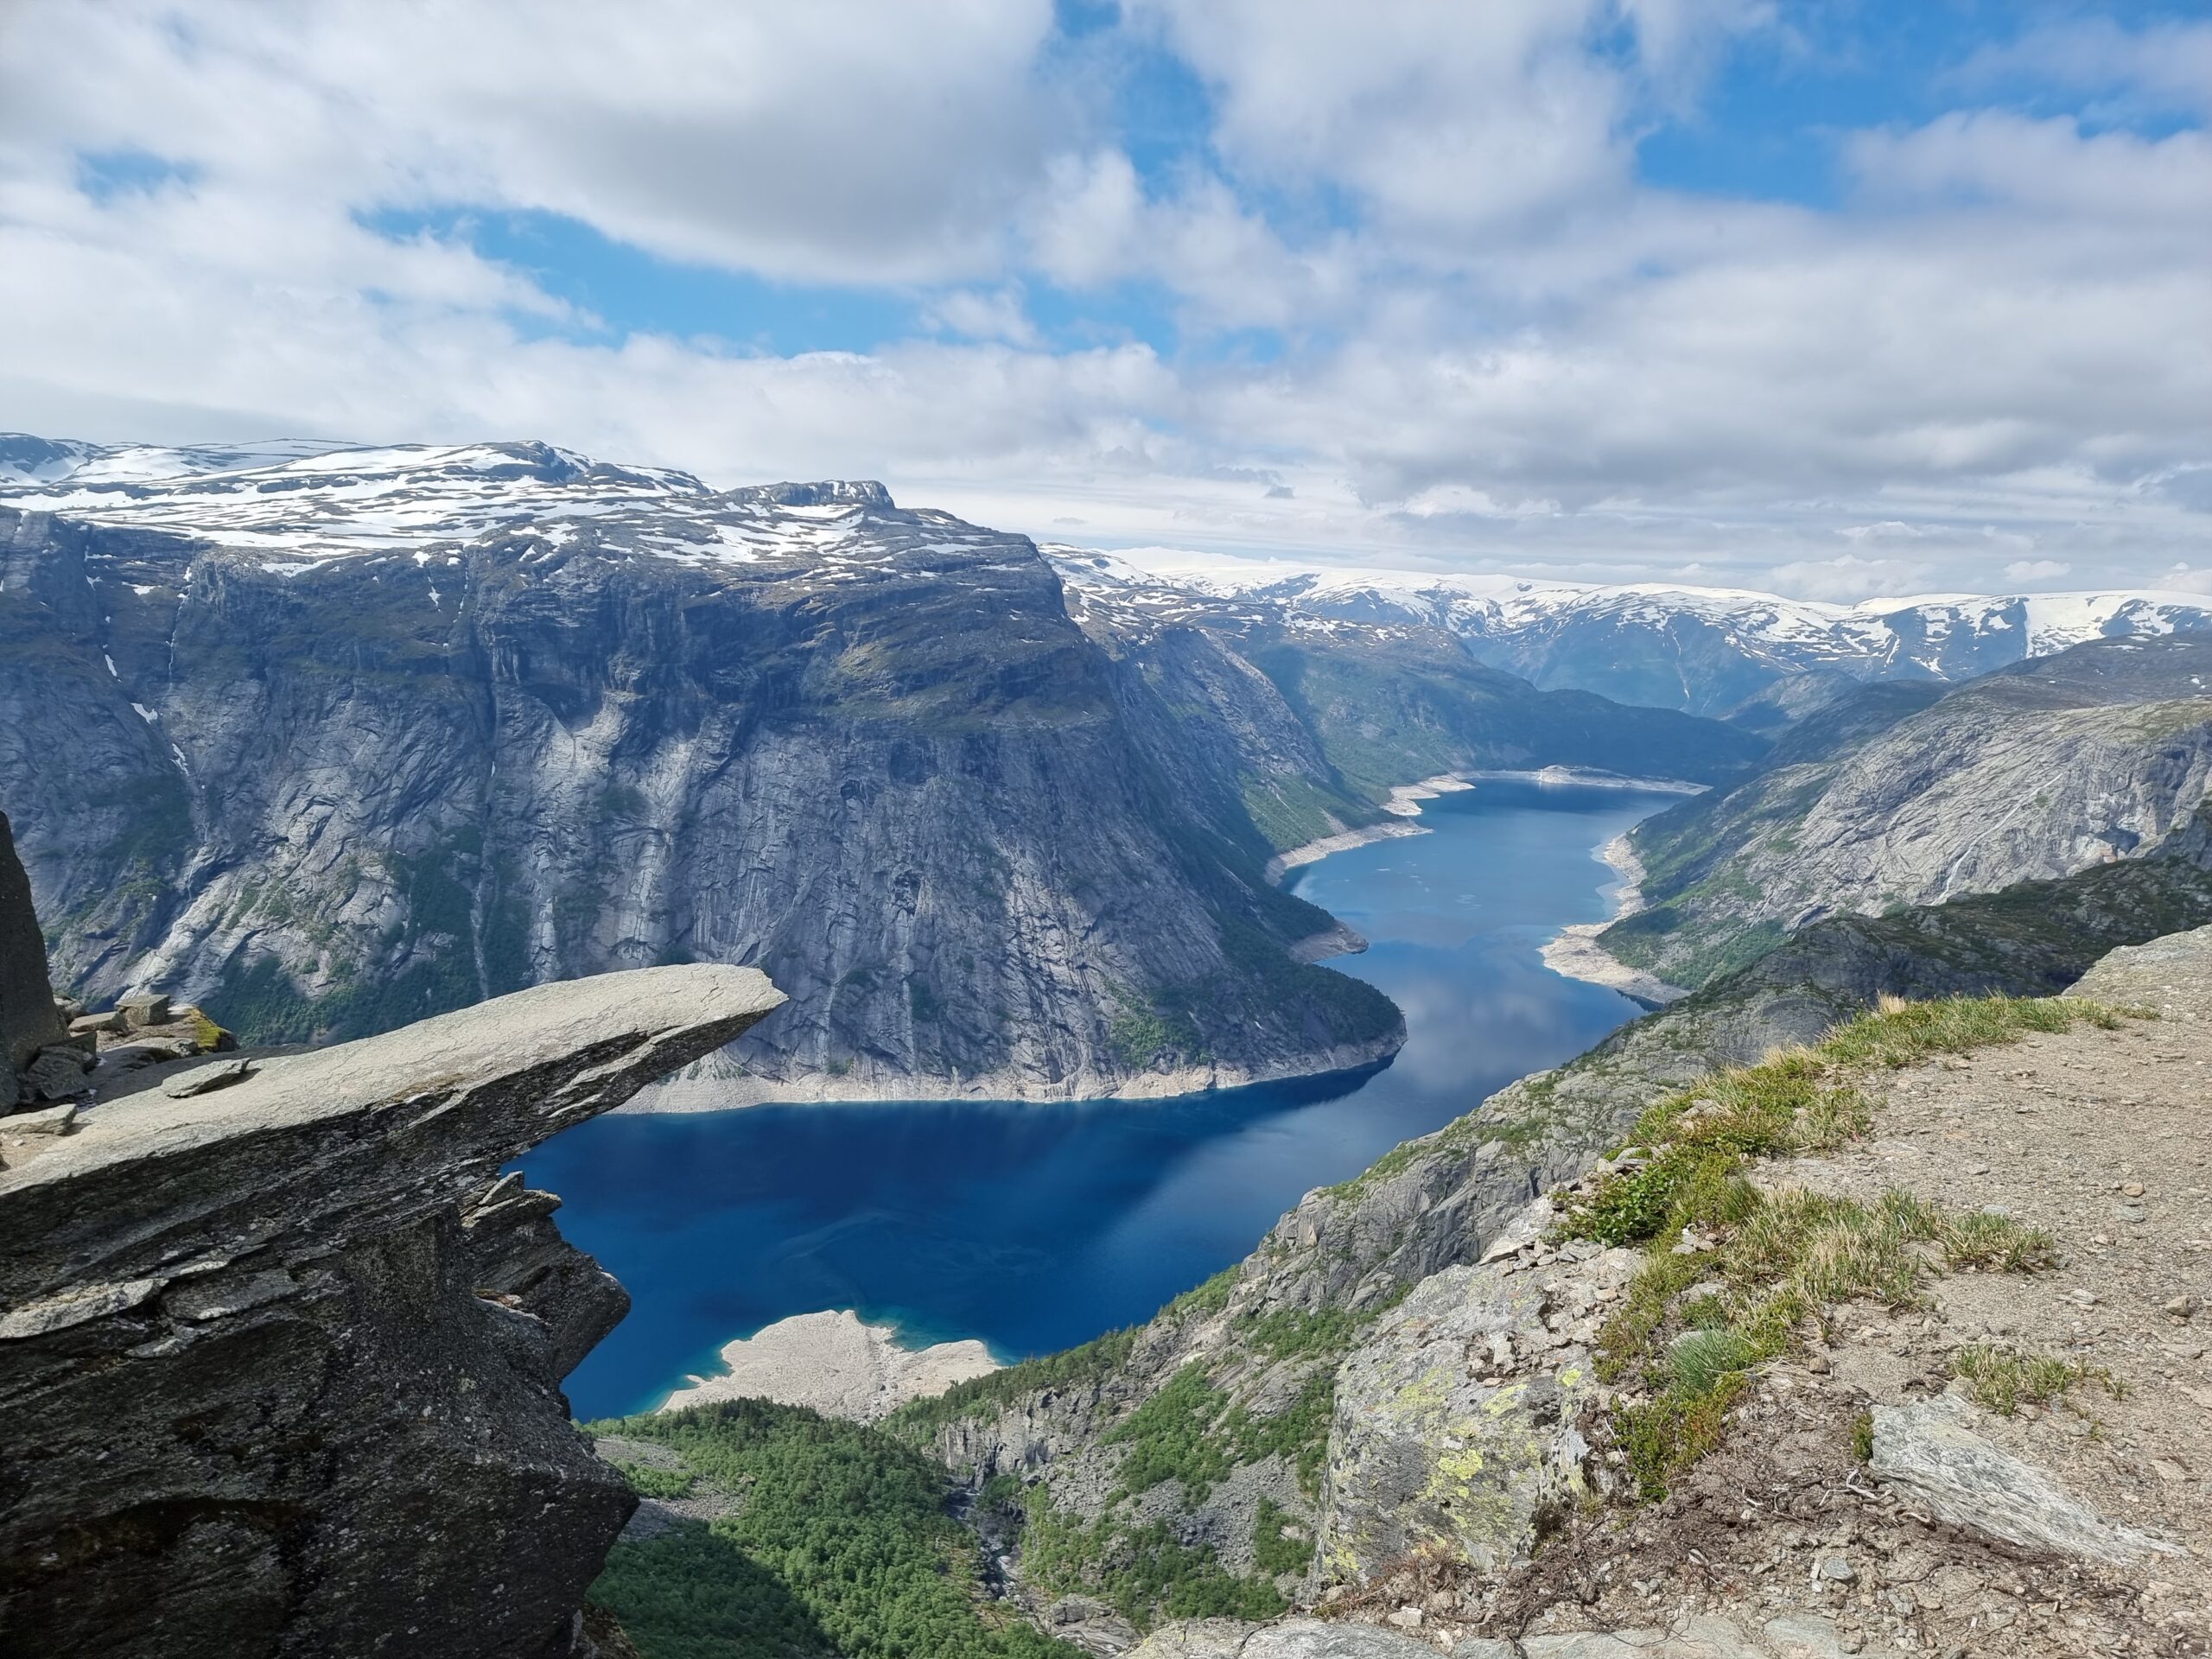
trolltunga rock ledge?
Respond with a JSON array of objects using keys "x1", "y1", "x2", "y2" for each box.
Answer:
[{"x1": 0, "y1": 963, "x2": 784, "y2": 1659}]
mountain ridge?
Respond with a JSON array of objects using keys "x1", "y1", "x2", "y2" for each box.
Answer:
[
  {"x1": 0, "y1": 434, "x2": 1758, "y2": 1104},
  {"x1": 1049, "y1": 544, "x2": 2212, "y2": 727}
]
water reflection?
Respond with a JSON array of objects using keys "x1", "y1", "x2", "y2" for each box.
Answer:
[{"x1": 525, "y1": 779, "x2": 1674, "y2": 1418}]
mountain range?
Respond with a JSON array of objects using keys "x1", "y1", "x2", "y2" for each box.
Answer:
[
  {"x1": 1050, "y1": 546, "x2": 2212, "y2": 728},
  {"x1": 0, "y1": 435, "x2": 1755, "y2": 1102}
]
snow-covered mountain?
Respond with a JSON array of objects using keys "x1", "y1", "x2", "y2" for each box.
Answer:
[
  {"x1": 0, "y1": 435, "x2": 982, "y2": 571},
  {"x1": 8, "y1": 437, "x2": 2198, "y2": 726},
  {"x1": 1046, "y1": 546, "x2": 2212, "y2": 725}
]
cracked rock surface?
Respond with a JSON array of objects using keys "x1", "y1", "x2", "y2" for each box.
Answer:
[{"x1": 0, "y1": 961, "x2": 784, "y2": 1659}]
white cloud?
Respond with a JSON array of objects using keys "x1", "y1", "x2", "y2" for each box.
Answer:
[
  {"x1": 1767, "y1": 554, "x2": 1937, "y2": 604},
  {"x1": 1960, "y1": 17, "x2": 2212, "y2": 119},
  {"x1": 0, "y1": 0, "x2": 1073, "y2": 285},
  {"x1": 0, "y1": 2, "x2": 2204, "y2": 597},
  {"x1": 923, "y1": 288, "x2": 1040, "y2": 348},
  {"x1": 2004, "y1": 559, "x2": 2072, "y2": 583}
]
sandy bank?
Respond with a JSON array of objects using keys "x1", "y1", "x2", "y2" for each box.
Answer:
[
  {"x1": 658, "y1": 1309, "x2": 1000, "y2": 1423},
  {"x1": 1540, "y1": 831, "x2": 1692, "y2": 1007}
]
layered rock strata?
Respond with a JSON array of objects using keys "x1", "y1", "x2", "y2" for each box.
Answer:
[{"x1": 0, "y1": 957, "x2": 784, "y2": 1657}]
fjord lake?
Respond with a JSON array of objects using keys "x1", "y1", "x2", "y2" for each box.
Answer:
[{"x1": 527, "y1": 777, "x2": 1680, "y2": 1420}]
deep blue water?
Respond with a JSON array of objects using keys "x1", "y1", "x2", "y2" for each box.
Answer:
[{"x1": 523, "y1": 778, "x2": 1676, "y2": 1420}]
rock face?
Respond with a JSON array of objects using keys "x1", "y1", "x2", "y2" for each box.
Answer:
[
  {"x1": 1316, "y1": 1245, "x2": 1636, "y2": 1583},
  {"x1": 0, "y1": 808, "x2": 65, "y2": 1103},
  {"x1": 0, "y1": 960, "x2": 785, "y2": 1657},
  {"x1": 0, "y1": 438, "x2": 1766, "y2": 1106},
  {"x1": 1601, "y1": 638, "x2": 2212, "y2": 988}
]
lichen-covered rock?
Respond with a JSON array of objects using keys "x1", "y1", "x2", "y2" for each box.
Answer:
[
  {"x1": 1315, "y1": 1239, "x2": 1638, "y2": 1582},
  {"x1": 0, "y1": 961, "x2": 784, "y2": 1658}
]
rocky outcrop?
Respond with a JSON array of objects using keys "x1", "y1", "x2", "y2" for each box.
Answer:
[
  {"x1": 0, "y1": 807, "x2": 68, "y2": 1109},
  {"x1": 0, "y1": 961, "x2": 784, "y2": 1657},
  {"x1": 1316, "y1": 1238, "x2": 1637, "y2": 1584},
  {"x1": 1867, "y1": 1398, "x2": 2174, "y2": 1567}
]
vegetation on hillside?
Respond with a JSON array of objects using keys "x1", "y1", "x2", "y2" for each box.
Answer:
[
  {"x1": 1556, "y1": 991, "x2": 2129, "y2": 1500},
  {"x1": 586, "y1": 1400, "x2": 1079, "y2": 1659}
]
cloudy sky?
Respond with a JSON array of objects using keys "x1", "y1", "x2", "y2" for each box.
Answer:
[{"x1": 1, "y1": 1, "x2": 2207, "y2": 597}]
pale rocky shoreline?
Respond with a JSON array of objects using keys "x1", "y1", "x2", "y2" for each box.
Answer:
[
  {"x1": 1261, "y1": 772, "x2": 1471, "y2": 883},
  {"x1": 657, "y1": 1309, "x2": 1000, "y2": 1423},
  {"x1": 1540, "y1": 830, "x2": 1693, "y2": 1007},
  {"x1": 620, "y1": 1023, "x2": 1404, "y2": 1111}
]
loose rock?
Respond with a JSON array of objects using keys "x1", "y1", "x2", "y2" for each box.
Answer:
[{"x1": 1869, "y1": 1397, "x2": 2176, "y2": 1566}]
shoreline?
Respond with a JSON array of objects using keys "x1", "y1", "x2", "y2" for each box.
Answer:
[
  {"x1": 1461, "y1": 765, "x2": 1707, "y2": 794},
  {"x1": 619, "y1": 1025, "x2": 1404, "y2": 1112},
  {"x1": 1539, "y1": 830, "x2": 1692, "y2": 1007},
  {"x1": 656, "y1": 1309, "x2": 1000, "y2": 1423},
  {"x1": 1260, "y1": 772, "x2": 1471, "y2": 883},
  {"x1": 620, "y1": 765, "x2": 1694, "y2": 1113}
]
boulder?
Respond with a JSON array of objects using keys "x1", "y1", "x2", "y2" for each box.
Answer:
[
  {"x1": 3, "y1": 1102, "x2": 76, "y2": 1136},
  {"x1": 96, "y1": 1037, "x2": 195, "y2": 1071},
  {"x1": 0, "y1": 809, "x2": 65, "y2": 1071},
  {"x1": 1869, "y1": 1396, "x2": 2177, "y2": 1566},
  {"x1": 1315, "y1": 1240, "x2": 1637, "y2": 1582},
  {"x1": 159, "y1": 1057, "x2": 257, "y2": 1099},
  {"x1": 22, "y1": 1046, "x2": 90, "y2": 1102},
  {"x1": 117, "y1": 991, "x2": 173, "y2": 1029}
]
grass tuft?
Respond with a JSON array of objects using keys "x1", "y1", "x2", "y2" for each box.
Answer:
[
  {"x1": 1952, "y1": 1344, "x2": 2120, "y2": 1416},
  {"x1": 1573, "y1": 989, "x2": 2133, "y2": 1502}
]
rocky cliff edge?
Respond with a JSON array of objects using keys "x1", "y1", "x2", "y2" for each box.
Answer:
[{"x1": 0, "y1": 949, "x2": 784, "y2": 1656}]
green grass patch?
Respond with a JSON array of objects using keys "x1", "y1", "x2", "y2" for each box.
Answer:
[
  {"x1": 1576, "y1": 990, "x2": 2126, "y2": 1500},
  {"x1": 1952, "y1": 1344, "x2": 2120, "y2": 1416}
]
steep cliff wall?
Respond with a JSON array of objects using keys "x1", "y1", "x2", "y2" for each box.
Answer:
[
  {"x1": 0, "y1": 808, "x2": 64, "y2": 1088},
  {"x1": 1600, "y1": 637, "x2": 2212, "y2": 987},
  {"x1": 0, "y1": 899, "x2": 784, "y2": 1657},
  {"x1": 0, "y1": 495, "x2": 1398, "y2": 1103}
]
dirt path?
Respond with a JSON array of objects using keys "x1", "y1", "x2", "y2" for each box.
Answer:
[{"x1": 1342, "y1": 930, "x2": 2212, "y2": 1657}]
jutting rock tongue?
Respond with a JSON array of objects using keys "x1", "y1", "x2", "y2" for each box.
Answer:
[
  {"x1": 0, "y1": 925, "x2": 785, "y2": 1657},
  {"x1": 0, "y1": 807, "x2": 67, "y2": 1103}
]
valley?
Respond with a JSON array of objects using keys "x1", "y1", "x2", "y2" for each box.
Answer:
[
  {"x1": 0, "y1": 438, "x2": 1758, "y2": 1109},
  {"x1": 4, "y1": 437, "x2": 2209, "y2": 1659},
  {"x1": 526, "y1": 775, "x2": 1679, "y2": 1421}
]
